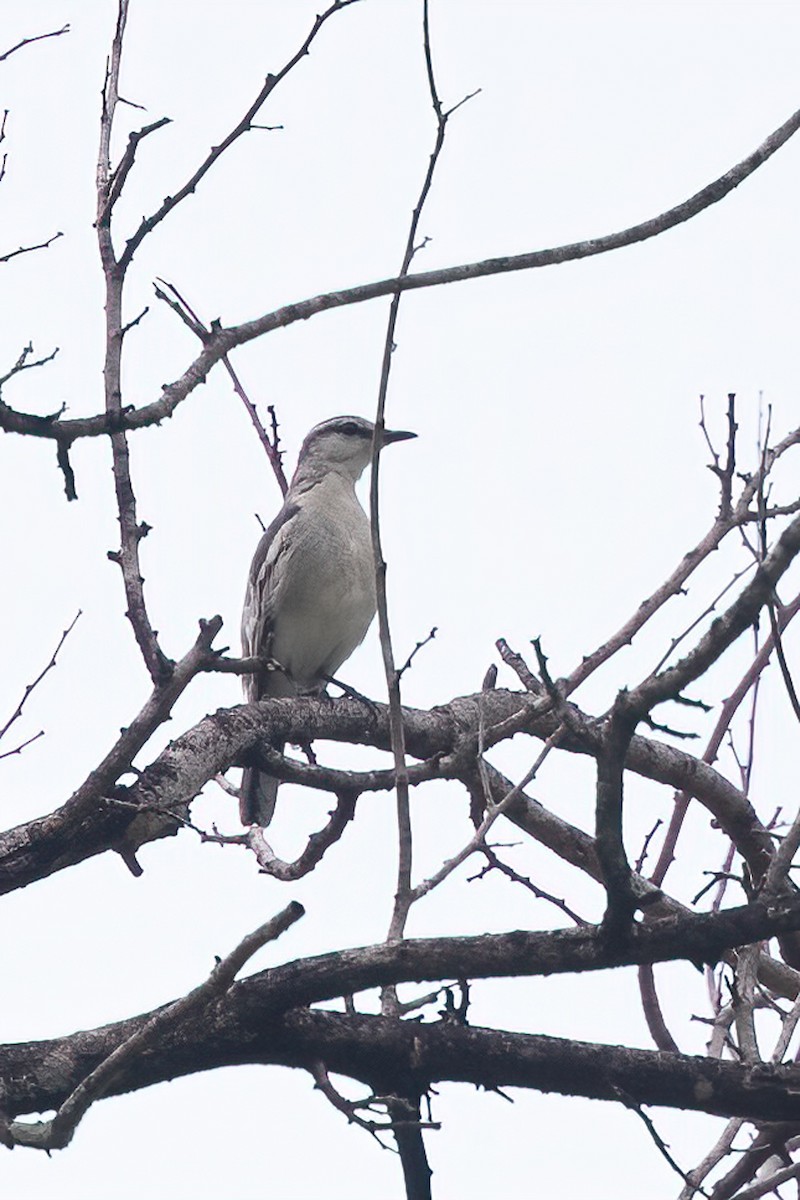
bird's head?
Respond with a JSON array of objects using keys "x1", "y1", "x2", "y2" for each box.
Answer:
[{"x1": 293, "y1": 415, "x2": 416, "y2": 484}]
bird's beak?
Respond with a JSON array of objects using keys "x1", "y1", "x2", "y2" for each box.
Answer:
[{"x1": 381, "y1": 428, "x2": 417, "y2": 445}]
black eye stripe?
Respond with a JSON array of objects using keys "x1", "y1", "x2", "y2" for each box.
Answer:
[{"x1": 328, "y1": 421, "x2": 370, "y2": 438}]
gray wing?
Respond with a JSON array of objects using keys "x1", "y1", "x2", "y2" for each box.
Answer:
[{"x1": 241, "y1": 500, "x2": 300, "y2": 702}]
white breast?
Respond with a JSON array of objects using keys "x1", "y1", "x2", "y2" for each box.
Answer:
[{"x1": 268, "y1": 474, "x2": 377, "y2": 690}]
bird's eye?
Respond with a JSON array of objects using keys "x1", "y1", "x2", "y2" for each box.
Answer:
[{"x1": 339, "y1": 421, "x2": 361, "y2": 436}]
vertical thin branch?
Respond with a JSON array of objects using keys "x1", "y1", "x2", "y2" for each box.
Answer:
[
  {"x1": 371, "y1": 0, "x2": 452, "y2": 950},
  {"x1": 368, "y1": 5, "x2": 464, "y2": 1194},
  {"x1": 97, "y1": 0, "x2": 171, "y2": 683}
]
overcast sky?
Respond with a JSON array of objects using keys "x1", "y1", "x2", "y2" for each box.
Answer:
[{"x1": 1, "y1": 2, "x2": 800, "y2": 1197}]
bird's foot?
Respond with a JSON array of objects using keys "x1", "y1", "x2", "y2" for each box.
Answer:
[{"x1": 322, "y1": 674, "x2": 380, "y2": 719}]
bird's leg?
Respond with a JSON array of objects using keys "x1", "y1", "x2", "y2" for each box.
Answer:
[{"x1": 321, "y1": 674, "x2": 380, "y2": 719}]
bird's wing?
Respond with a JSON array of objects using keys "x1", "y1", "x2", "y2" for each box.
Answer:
[{"x1": 241, "y1": 500, "x2": 300, "y2": 701}]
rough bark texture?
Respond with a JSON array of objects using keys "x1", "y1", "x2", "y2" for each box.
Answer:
[
  {"x1": 0, "y1": 687, "x2": 775, "y2": 895},
  {"x1": 7, "y1": 898, "x2": 800, "y2": 1125},
  {"x1": 7, "y1": 1005, "x2": 800, "y2": 1126}
]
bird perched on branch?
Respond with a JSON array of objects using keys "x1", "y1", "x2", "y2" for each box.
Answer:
[{"x1": 240, "y1": 415, "x2": 416, "y2": 826}]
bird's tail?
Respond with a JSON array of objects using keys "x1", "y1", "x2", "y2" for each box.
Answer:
[{"x1": 240, "y1": 754, "x2": 282, "y2": 827}]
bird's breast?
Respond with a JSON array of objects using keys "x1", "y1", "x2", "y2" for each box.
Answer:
[{"x1": 268, "y1": 482, "x2": 377, "y2": 688}]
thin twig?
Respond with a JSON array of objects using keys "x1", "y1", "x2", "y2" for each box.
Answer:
[
  {"x1": 0, "y1": 231, "x2": 63, "y2": 266},
  {"x1": 634, "y1": 819, "x2": 663, "y2": 875},
  {"x1": 614, "y1": 1088, "x2": 710, "y2": 1196},
  {"x1": 756, "y1": 415, "x2": 800, "y2": 726},
  {"x1": 397, "y1": 627, "x2": 438, "y2": 679},
  {"x1": 0, "y1": 611, "x2": 81, "y2": 742},
  {"x1": 468, "y1": 845, "x2": 588, "y2": 925},
  {"x1": 0, "y1": 729, "x2": 44, "y2": 760},
  {"x1": 154, "y1": 279, "x2": 288, "y2": 493},
  {"x1": 118, "y1": 1, "x2": 361, "y2": 272},
  {"x1": 0, "y1": 341, "x2": 59, "y2": 387},
  {"x1": 651, "y1": 562, "x2": 755, "y2": 674},
  {"x1": 410, "y1": 727, "x2": 565, "y2": 902},
  {"x1": 0, "y1": 24, "x2": 69, "y2": 64},
  {"x1": 565, "y1": 408, "x2": 800, "y2": 698},
  {"x1": 373, "y1": 4, "x2": 472, "y2": 951},
  {"x1": 311, "y1": 1061, "x2": 439, "y2": 1148}
]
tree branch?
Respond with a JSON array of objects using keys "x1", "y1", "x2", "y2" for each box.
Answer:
[
  {"x1": 117, "y1": 0, "x2": 361, "y2": 270},
  {"x1": 3, "y1": 903, "x2": 303, "y2": 1149},
  {"x1": 0, "y1": 24, "x2": 69, "y2": 64},
  {"x1": 4, "y1": 113, "x2": 800, "y2": 451},
  {"x1": 10, "y1": 945, "x2": 800, "y2": 1128}
]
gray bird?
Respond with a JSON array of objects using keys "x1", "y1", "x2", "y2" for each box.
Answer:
[{"x1": 240, "y1": 414, "x2": 416, "y2": 826}]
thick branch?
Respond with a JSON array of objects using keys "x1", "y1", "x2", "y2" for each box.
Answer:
[
  {"x1": 10, "y1": 917, "x2": 800, "y2": 1125},
  {"x1": 0, "y1": 618, "x2": 222, "y2": 892},
  {"x1": 0, "y1": 686, "x2": 776, "y2": 896}
]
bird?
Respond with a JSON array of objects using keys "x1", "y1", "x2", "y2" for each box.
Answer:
[{"x1": 240, "y1": 414, "x2": 416, "y2": 826}]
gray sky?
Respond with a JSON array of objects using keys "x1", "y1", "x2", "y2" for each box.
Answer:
[{"x1": 1, "y1": 1, "x2": 799, "y2": 1196}]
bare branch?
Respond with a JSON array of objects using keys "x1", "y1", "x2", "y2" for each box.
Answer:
[
  {"x1": 4, "y1": 121, "x2": 799, "y2": 462},
  {"x1": 626, "y1": 510, "x2": 800, "y2": 714},
  {"x1": 245, "y1": 792, "x2": 358, "y2": 880},
  {"x1": 727, "y1": 1160, "x2": 800, "y2": 1200},
  {"x1": 101, "y1": 116, "x2": 172, "y2": 222},
  {"x1": 767, "y1": 598, "x2": 800, "y2": 725},
  {"x1": 0, "y1": 24, "x2": 69, "y2": 64},
  {"x1": 614, "y1": 1089, "x2": 705, "y2": 1194},
  {"x1": 4, "y1": 902, "x2": 303, "y2": 1149},
  {"x1": 595, "y1": 698, "x2": 638, "y2": 935},
  {"x1": 0, "y1": 341, "x2": 59, "y2": 387},
  {"x1": 397, "y1": 627, "x2": 438, "y2": 679},
  {"x1": 11, "y1": 914, "x2": 800, "y2": 1130},
  {"x1": 564, "y1": 417, "x2": 800, "y2": 697},
  {"x1": 0, "y1": 680, "x2": 779, "y2": 900},
  {"x1": 154, "y1": 279, "x2": 288, "y2": 493},
  {"x1": 0, "y1": 611, "x2": 81, "y2": 744},
  {"x1": 677, "y1": 1117, "x2": 747, "y2": 1200},
  {"x1": 649, "y1": 590, "x2": 800, "y2": 889},
  {"x1": 95, "y1": 1, "x2": 171, "y2": 679},
  {"x1": 0, "y1": 616, "x2": 223, "y2": 893},
  {"x1": 0, "y1": 729, "x2": 44, "y2": 761},
  {"x1": 637, "y1": 963, "x2": 680, "y2": 1053},
  {"x1": 117, "y1": 1, "x2": 361, "y2": 270},
  {"x1": 468, "y1": 845, "x2": 589, "y2": 926},
  {"x1": 496, "y1": 637, "x2": 542, "y2": 693},
  {"x1": 372, "y1": 0, "x2": 459, "y2": 955},
  {"x1": 0, "y1": 230, "x2": 63, "y2": 265}
]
